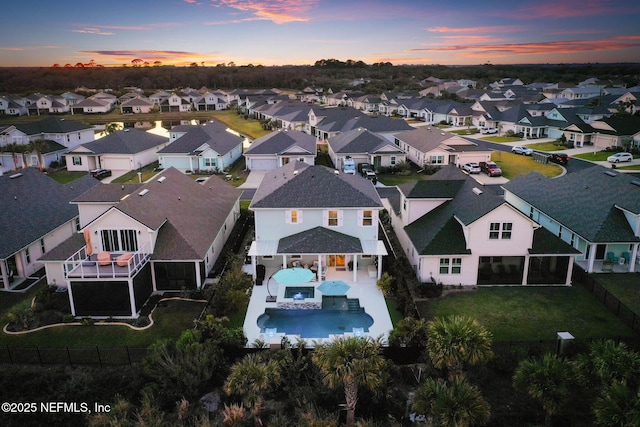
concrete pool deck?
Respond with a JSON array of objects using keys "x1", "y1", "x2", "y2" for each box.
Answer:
[{"x1": 242, "y1": 266, "x2": 393, "y2": 348}]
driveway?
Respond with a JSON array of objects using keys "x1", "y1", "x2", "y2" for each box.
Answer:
[{"x1": 239, "y1": 170, "x2": 267, "y2": 189}]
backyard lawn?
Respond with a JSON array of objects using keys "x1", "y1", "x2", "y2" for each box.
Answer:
[
  {"x1": 480, "y1": 136, "x2": 522, "y2": 143},
  {"x1": 523, "y1": 141, "x2": 567, "y2": 152},
  {"x1": 111, "y1": 161, "x2": 160, "y2": 184},
  {"x1": 592, "y1": 273, "x2": 640, "y2": 315},
  {"x1": 210, "y1": 110, "x2": 270, "y2": 140},
  {"x1": 422, "y1": 286, "x2": 635, "y2": 342},
  {"x1": 491, "y1": 151, "x2": 562, "y2": 179},
  {"x1": 48, "y1": 170, "x2": 89, "y2": 184}
]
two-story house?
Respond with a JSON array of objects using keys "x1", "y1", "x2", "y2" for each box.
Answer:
[
  {"x1": 327, "y1": 128, "x2": 407, "y2": 171},
  {"x1": 244, "y1": 130, "x2": 316, "y2": 170},
  {"x1": 247, "y1": 161, "x2": 387, "y2": 283},
  {"x1": 40, "y1": 168, "x2": 241, "y2": 318},
  {"x1": 383, "y1": 166, "x2": 577, "y2": 286}
]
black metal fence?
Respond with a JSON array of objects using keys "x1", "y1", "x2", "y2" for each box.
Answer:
[
  {"x1": 572, "y1": 266, "x2": 640, "y2": 334},
  {"x1": 0, "y1": 345, "x2": 148, "y2": 366}
]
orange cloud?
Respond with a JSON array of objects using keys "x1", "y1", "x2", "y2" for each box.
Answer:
[
  {"x1": 70, "y1": 28, "x2": 115, "y2": 36},
  {"x1": 500, "y1": 0, "x2": 640, "y2": 19},
  {"x1": 79, "y1": 49, "x2": 222, "y2": 65},
  {"x1": 409, "y1": 35, "x2": 640, "y2": 58},
  {"x1": 427, "y1": 25, "x2": 522, "y2": 34},
  {"x1": 204, "y1": 0, "x2": 318, "y2": 24}
]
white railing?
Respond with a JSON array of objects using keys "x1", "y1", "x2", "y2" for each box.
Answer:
[{"x1": 64, "y1": 243, "x2": 151, "y2": 280}]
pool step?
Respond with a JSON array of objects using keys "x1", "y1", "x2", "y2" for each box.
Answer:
[{"x1": 346, "y1": 298, "x2": 361, "y2": 311}]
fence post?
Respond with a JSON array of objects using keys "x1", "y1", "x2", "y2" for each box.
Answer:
[
  {"x1": 66, "y1": 346, "x2": 72, "y2": 367},
  {"x1": 36, "y1": 346, "x2": 43, "y2": 366},
  {"x1": 6, "y1": 345, "x2": 12, "y2": 364},
  {"x1": 96, "y1": 346, "x2": 102, "y2": 368}
]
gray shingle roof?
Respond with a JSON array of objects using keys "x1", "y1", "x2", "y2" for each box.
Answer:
[
  {"x1": 503, "y1": 166, "x2": 640, "y2": 243},
  {"x1": 251, "y1": 161, "x2": 383, "y2": 209},
  {"x1": 158, "y1": 120, "x2": 242, "y2": 156},
  {"x1": 77, "y1": 129, "x2": 168, "y2": 154},
  {"x1": 328, "y1": 128, "x2": 404, "y2": 155},
  {"x1": 277, "y1": 226, "x2": 362, "y2": 254},
  {"x1": 1, "y1": 168, "x2": 99, "y2": 259},
  {"x1": 14, "y1": 117, "x2": 93, "y2": 135},
  {"x1": 245, "y1": 130, "x2": 316, "y2": 155}
]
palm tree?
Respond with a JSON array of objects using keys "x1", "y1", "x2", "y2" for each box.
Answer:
[
  {"x1": 576, "y1": 339, "x2": 640, "y2": 386},
  {"x1": 426, "y1": 315, "x2": 493, "y2": 379},
  {"x1": 28, "y1": 138, "x2": 48, "y2": 171},
  {"x1": 513, "y1": 353, "x2": 574, "y2": 427},
  {"x1": 413, "y1": 377, "x2": 490, "y2": 427},
  {"x1": 312, "y1": 336, "x2": 386, "y2": 427},
  {"x1": 224, "y1": 353, "x2": 281, "y2": 427},
  {"x1": 593, "y1": 380, "x2": 640, "y2": 427}
]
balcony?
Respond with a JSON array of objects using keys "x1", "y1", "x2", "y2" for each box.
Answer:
[{"x1": 64, "y1": 243, "x2": 151, "y2": 280}]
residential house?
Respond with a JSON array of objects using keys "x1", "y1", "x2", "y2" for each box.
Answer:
[
  {"x1": 382, "y1": 166, "x2": 577, "y2": 286},
  {"x1": 40, "y1": 167, "x2": 242, "y2": 317},
  {"x1": 503, "y1": 166, "x2": 640, "y2": 273},
  {"x1": 158, "y1": 119, "x2": 244, "y2": 172},
  {"x1": 120, "y1": 96, "x2": 154, "y2": 114},
  {"x1": 393, "y1": 126, "x2": 491, "y2": 168},
  {"x1": 1, "y1": 168, "x2": 98, "y2": 289},
  {"x1": 65, "y1": 128, "x2": 169, "y2": 173},
  {"x1": 590, "y1": 116, "x2": 640, "y2": 150},
  {"x1": 0, "y1": 95, "x2": 29, "y2": 116},
  {"x1": 159, "y1": 93, "x2": 191, "y2": 113},
  {"x1": 244, "y1": 130, "x2": 316, "y2": 170},
  {"x1": 71, "y1": 95, "x2": 115, "y2": 114},
  {"x1": 559, "y1": 86, "x2": 602, "y2": 100},
  {"x1": 248, "y1": 161, "x2": 387, "y2": 283},
  {"x1": 327, "y1": 128, "x2": 407, "y2": 171},
  {"x1": 307, "y1": 107, "x2": 412, "y2": 142},
  {"x1": 251, "y1": 100, "x2": 313, "y2": 131}
]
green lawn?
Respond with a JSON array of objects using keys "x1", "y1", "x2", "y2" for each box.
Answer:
[
  {"x1": 385, "y1": 298, "x2": 404, "y2": 326},
  {"x1": 210, "y1": 110, "x2": 270, "y2": 140},
  {"x1": 424, "y1": 286, "x2": 635, "y2": 342},
  {"x1": 377, "y1": 173, "x2": 427, "y2": 186},
  {"x1": 480, "y1": 136, "x2": 522, "y2": 143},
  {"x1": 0, "y1": 298, "x2": 205, "y2": 348},
  {"x1": 450, "y1": 128, "x2": 479, "y2": 135},
  {"x1": 592, "y1": 273, "x2": 640, "y2": 315},
  {"x1": 524, "y1": 141, "x2": 568, "y2": 152},
  {"x1": 111, "y1": 161, "x2": 160, "y2": 184},
  {"x1": 48, "y1": 170, "x2": 89, "y2": 184},
  {"x1": 491, "y1": 151, "x2": 562, "y2": 179}
]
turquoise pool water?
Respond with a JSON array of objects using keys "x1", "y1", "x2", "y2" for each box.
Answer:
[
  {"x1": 284, "y1": 286, "x2": 315, "y2": 299},
  {"x1": 257, "y1": 299, "x2": 374, "y2": 338}
]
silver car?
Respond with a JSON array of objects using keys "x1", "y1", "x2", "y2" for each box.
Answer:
[
  {"x1": 462, "y1": 162, "x2": 481, "y2": 174},
  {"x1": 512, "y1": 145, "x2": 533, "y2": 155},
  {"x1": 607, "y1": 152, "x2": 633, "y2": 163}
]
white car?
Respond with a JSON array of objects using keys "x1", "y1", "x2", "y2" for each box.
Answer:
[
  {"x1": 462, "y1": 162, "x2": 481, "y2": 174},
  {"x1": 607, "y1": 152, "x2": 633, "y2": 163},
  {"x1": 512, "y1": 145, "x2": 533, "y2": 156},
  {"x1": 480, "y1": 127, "x2": 498, "y2": 134}
]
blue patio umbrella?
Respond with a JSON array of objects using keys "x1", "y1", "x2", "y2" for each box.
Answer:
[
  {"x1": 272, "y1": 267, "x2": 316, "y2": 285},
  {"x1": 317, "y1": 280, "x2": 351, "y2": 296}
]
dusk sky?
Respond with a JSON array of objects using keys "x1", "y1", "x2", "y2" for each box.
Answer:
[{"x1": 1, "y1": 0, "x2": 639, "y2": 67}]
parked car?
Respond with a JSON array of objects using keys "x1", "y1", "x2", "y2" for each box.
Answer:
[
  {"x1": 607, "y1": 152, "x2": 633, "y2": 163},
  {"x1": 363, "y1": 170, "x2": 377, "y2": 181},
  {"x1": 548, "y1": 153, "x2": 569, "y2": 165},
  {"x1": 480, "y1": 127, "x2": 498, "y2": 134},
  {"x1": 462, "y1": 162, "x2": 481, "y2": 174},
  {"x1": 479, "y1": 161, "x2": 502, "y2": 177},
  {"x1": 342, "y1": 156, "x2": 356, "y2": 174},
  {"x1": 512, "y1": 145, "x2": 533, "y2": 156},
  {"x1": 90, "y1": 168, "x2": 112, "y2": 180}
]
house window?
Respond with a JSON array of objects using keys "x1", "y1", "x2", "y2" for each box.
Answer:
[
  {"x1": 40, "y1": 239, "x2": 46, "y2": 254},
  {"x1": 282, "y1": 157, "x2": 290, "y2": 165},
  {"x1": 489, "y1": 222, "x2": 512, "y2": 240},
  {"x1": 430, "y1": 155, "x2": 444, "y2": 165},
  {"x1": 74, "y1": 218, "x2": 81, "y2": 231},
  {"x1": 25, "y1": 247, "x2": 31, "y2": 263},
  {"x1": 72, "y1": 156, "x2": 82, "y2": 165},
  {"x1": 101, "y1": 229, "x2": 138, "y2": 252},
  {"x1": 286, "y1": 209, "x2": 302, "y2": 224},
  {"x1": 390, "y1": 156, "x2": 397, "y2": 166},
  {"x1": 325, "y1": 210, "x2": 342, "y2": 227},
  {"x1": 203, "y1": 158, "x2": 216, "y2": 167},
  {"x1": 361, "y1": 210, "x2": 373, "y2": 226},
  {"x1": 440, "y1": 257, "x2": 461, "y2": 274}
]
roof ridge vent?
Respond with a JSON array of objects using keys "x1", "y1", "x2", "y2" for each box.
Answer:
[
  {"x1": 9, "y1": 173, "x2": 22, "y2": 179},
  {"x1": 157, "y1": 176, "x2": 166, "y2": 183},
  {"x1": 139, "y1": 189, "x2": 149, "y2": 196},
  {"x1": 604, "y1": 170, "x2": 617, "y2": 177},
  {"x1": 631, "y1": 180, "x2": 640, "y2": 187},
  {"x1": 472, "y1": 187, "x2": 483, "y2": 195}
]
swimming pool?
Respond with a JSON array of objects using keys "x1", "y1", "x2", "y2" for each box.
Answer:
[
  {"x1": 257, "y1": 300, "x2": 374, "y2": 338},
  {"x1": 284, "y1": 286, "x2": 315, "y2": 299}
]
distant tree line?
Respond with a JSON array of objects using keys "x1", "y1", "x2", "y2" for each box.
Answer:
[{"x1": 0, "y1": 61, "x2": 639, "y2": 95}]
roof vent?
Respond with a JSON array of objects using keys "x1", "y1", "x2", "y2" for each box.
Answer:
[
  {"x1": 293, "y1": 170, "x2": 298, "y2": 176},
  {"x1": 124, "y1": 129, "x2": 130, "y2": 132},
  {"x1": 604, "y1": 170, "x2": 617, "y2": 177},
  {"x1": 334, "y1": 170, "x2": 339, "y2": 174},
  {"x1": 157, "y1": 176, "x2": 166, "y2": 183},
  {"x1": 631, "y1": 180, "x2": 640, "y2": 187},
  {"x1": 9, "y1": 173, "x2": 22, "y2": 179},
  {"x1": 139, "y1": 189, "x2": 149, "y2": 196},
  {"x1": 472, "y1": 187, "x2": 483, "y2": 195}
]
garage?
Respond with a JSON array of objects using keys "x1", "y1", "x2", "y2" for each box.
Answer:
[
  {"x1": 248, "y1": 157, "x2": 279, "y2": 170},
  {"x1": 102, "y1": 156, "x2": 133, "y2": 171}
]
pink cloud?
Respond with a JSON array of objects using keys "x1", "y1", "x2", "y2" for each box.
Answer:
[
  {"x1": 204, "y1": 0, "x2": 319, "y2": 24},
  {"x1": 499, "y1": 0, "x2": 640, "y2": 19},
  {"x1": 427, "y1": 25, "x2": 522, "y2": 34}
]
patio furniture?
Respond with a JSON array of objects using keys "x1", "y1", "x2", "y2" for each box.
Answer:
[
  {"x1": 606, "y1": 252, "x2": 619, "y2": 263},
  {"x1": 97, "y1": 251, "x2": 111, "y2": 266},
  {"x1": 116, "y1": 252, "x2": 134, "y2": 267},
  {"x1": 622, "y1": 252, "x2": 631, "y2": 264}
]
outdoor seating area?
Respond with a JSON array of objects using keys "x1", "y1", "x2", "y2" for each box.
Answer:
[{"x1": 64, "y1": 245, "x2": 151, "y2": 279}]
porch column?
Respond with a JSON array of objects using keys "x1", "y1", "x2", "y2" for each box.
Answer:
[
  {"x1": 377, "y1": 255, "x2": 382, "y2": 280},
  {"x1": 565, "y1": 257, "x2": 574, "y2": 286},
  {"x1": 128, "y1": 281, "x2": 137, "y2": 317},
  {"x1": 67, "y1": 284, "x2": 77, "y2": 316},
  {"x1": 630, "y1": 243, "x2": 638, "y2": 273},
  {"x1": 282, "y1": 255, "x2": 286, "y2": 270},
  {"x1": 0, "y1": 261, "x2": 7, "y2": 290},
  {"x1": 252, "y1": 255, "x2": 257, "y2": 281},
  {"x1": 352, "y1": 255, "x2": 358, "y2": 282},
  {"x1": 521, "y1": 255, "x2": 530, "y2": 285},
  {"x1": 150, "y1": 261, "x2": 158, "y2": 292},
  {"x1": 195, "y1": 261, "x2": 202, "y2": 289},
  {"x1": 587, "y1": 243, "x2": 597, "y2": 273}
]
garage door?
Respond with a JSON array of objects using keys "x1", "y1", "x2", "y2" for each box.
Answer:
[
  {"x1": 249, "y1": 157, "x2": 278, "y2": 170},
  {"x1": 102, "y1": 156, "x2": 132, "y2": 171}
]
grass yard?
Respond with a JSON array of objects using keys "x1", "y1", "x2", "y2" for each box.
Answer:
[
  {"x1": 491, "y1": 151, "x2": 562, "y2": 179},
  {"x1": 48, "y1": 169, "x2": 89, "y2": 184},
  {"x1": 591, "y1": 273, "x2": 640, "y2": 315},
  {"x1": 480, "y1": 136, "x2": 522, "y2": 143},
  {"x1": 377, "y1": 173, "x2": 427, "y2": 186},
  {"x1": 524, "y1": 141, "x2": 568, "y2": 152},
  {"x1": 386, "y1": 298, "x2": 404, "y2": 326},
  {"x1": 0, "y1": 298, "x2": 205, "y2": 348},
  {"x1": 450, "y1": 128, "x2": 479, "y2": 135},
  {"x1": 423, "y1": 286, "x2": 635, "y2": 342},
  {"x1": 210, "y1": 110, "x2": 270, "y2": 140},
  {"x1": 111, "y1": 161, "x2": 160, "y2": 184}
]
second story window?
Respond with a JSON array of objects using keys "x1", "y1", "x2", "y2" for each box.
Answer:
[
  {"x1": 286, "y1": 209, "x2": 302, "y2": 224},
  {"x1": 361, "y1": 210, "x2": 373, "y2": 226},
  {"x1": 489, "y1": 222, "x2": 512, "y2": 240},
  {"x1": 325, "y1": 210, "x2": 342, "y2": 227}
]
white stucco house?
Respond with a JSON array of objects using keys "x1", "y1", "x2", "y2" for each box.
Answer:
[
  {"x1": 65, "y1": 128, "x2": 169, "y2": 173},
  {"x1": 382, "y1": 166, "x2": 577, "y2": 286},
  {"x1": 40, "y1": 167, "x2": 241, "y2": 318},
  {"x1": 244, "y1": 129, "x2": 317, "y2": 170},
  {"x1": 158, "y1": 120, "x2": 244, "y2": 173},
  {"x1": 328, "y1": 128, "x2": 407, "y2": 171}
]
